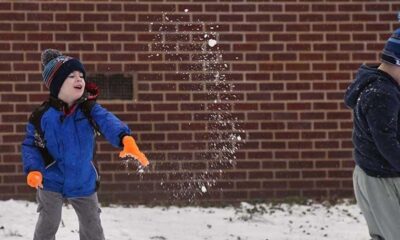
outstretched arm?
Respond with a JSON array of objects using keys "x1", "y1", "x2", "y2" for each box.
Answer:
[{"x1": 90, "y1": 104, "x2": 149, "y2": 166}]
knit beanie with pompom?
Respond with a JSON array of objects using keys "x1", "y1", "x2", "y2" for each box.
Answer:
[{"x1": 41, "y1": 49, "x2": 86, "y2": 97}]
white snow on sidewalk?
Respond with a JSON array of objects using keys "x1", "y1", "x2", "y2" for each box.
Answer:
[{"x1": 0, "y1": 199, "x2": 369, "y2": 240}]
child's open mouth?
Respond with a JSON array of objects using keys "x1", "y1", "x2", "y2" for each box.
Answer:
[{"x1": 74, "y1": 85, "x2": 83, "y2": 90}]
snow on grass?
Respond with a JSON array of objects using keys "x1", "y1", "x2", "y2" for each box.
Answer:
[{"x1": 0, "y1": 199, "x2": 369, "y2": 240}]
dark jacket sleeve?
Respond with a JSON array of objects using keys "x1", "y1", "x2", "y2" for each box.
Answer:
[
  {"x1": 90, "y1": 103, "x2": 131, "y2": 148},
  {"x1": 364, "y1": 90, "x2": 400, "y2": 171},
  {"x1": 21, "y1": 123, "x2": 45, "y2": 174}
]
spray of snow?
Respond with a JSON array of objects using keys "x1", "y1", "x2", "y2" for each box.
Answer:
[{"x1": 143, "y1": 10, "x2": 246, "y2": 202}]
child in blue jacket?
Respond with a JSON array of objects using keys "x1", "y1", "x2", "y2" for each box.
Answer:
[{"x1": 21, "y1": 49, "x2": 149, "y2": 240}]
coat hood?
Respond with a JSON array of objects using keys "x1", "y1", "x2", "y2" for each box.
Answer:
[{"x1": 344, "y1": 65, "x2": 381, "y2": 109}]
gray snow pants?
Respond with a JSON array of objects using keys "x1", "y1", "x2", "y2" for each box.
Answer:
[
  {"x1": 33, "y1": 189, "x2": 105, "y2": 240},
  {"x1": 353, "y1": 165, "x2": 400, "y2": 240}
]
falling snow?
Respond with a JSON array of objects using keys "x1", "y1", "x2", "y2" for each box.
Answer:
[
  {"x1": 207, "y1": 39, "x2": 217, "y2": 47},
  {"x1": 143, "y1": 10, "x2": 246, "y2": 202}
]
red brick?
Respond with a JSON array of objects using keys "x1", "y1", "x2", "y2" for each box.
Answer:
[
  {"x1": 69, "y1": 44, "x2": 94, "y2": 51},
  {"x1": 273, "y1": 34, "x2": 297, "y2": 42},
  {"x1": 289, "y1": 180, "x2": 314, "y2": 189},
  {"x1": 246, "y1": 14, "x2": 270, "y2": 22},
  {"x1": 0, "y1": 124, "x2": 15, "y2": 132},
  {"x1": 177, "y1": 4, "x2": 202, "y2": 12},
  {"x1": 286, "y1": 4, "x2": 309, "y2": 12},
  {"x1": 325, "y1": 14, "x2": 350, "y2": 22},
  {"x1": 0, "y1": 12, "x2": 25, "y2": 21},
  {"x1": 286, "y1": 23, "x2": 311, "y2": 32},
  {"x1": 245, "y1": 34, "x2": 270, "y2": 42},
  {"x1": 97, "y1": 23, "x2": 121, "y2": 32},
  {"x1": 41, "y1": 23, "x2": 67, "y2": 31},
  {"x1": 272, "y1": 73, "x2": 297, "y2": 81},
  {"x1": 70, "y1": 3, "x2": 94, "y2": 11},
  {"x1": 259, "y1": 24, "x2": 283, "y2": 32},
  {"x1": 299, "y1": 14, "x2": 323, "y2": 22},
  {"x1": 312, "y1": 4, "x2": 336, "y2": 12},
  {"x1": 13, "y1": 63, "x2": 39, "y2": 72},
  {"x1": 313, "y1": 24, "x2": 337, "y2": 32},
  {"x1": 13, "y1": 2, "x2": 38, "y2": 10},
  {"x1": 219, "y1": 14, "x2": 244, "y2": 23},
  {"x1": 0, "y1": 2, "x2": 11, "y2": 10},
  {"x1": 97, "y1": 43, "x2": 122, "y2": 52},
  {"x1": 276, "y1": 151, "x2": 299, "y2": 159},
  {"x1": 328, "y1": 170, "x2": 353, "y2": 178},
  {"x1": 97, "y1": 64, "x2": 122, "y2": 72},
  {"x1": 83, "y1": 13, "x2": 109, "y2": 22},
  {"x1": 273, "y1": 14, "x2": 296, "y2": 22},
  {"x1": 0, "y1": 23, "x2": 11, "y2": 31},
  {"x1": 81, "y1": 53, "x2": 107, "y2": 62},
  {"x1": 42, "y1": 3, "x2": 67, "y2": 11},
  {"x1": 353, "y1": 14, "x2": 378, "y2": 22},
  {"x1": 124, "y1": 3, "x2": 149, "y2": 12},
  {"x1": 273, "y1": 93, "x2": 297, "y2": 101},
  {"x1": 2, "y1": 94, "x2": 27, "y2": 102},
  {"x1": 124, "y1": 63, "x2": 149, "y2": 71},
  {"x1": 276, "y1": 171, "x2": 300, "y2": 179},
  {"x1": 205, "y1": 4, "x2": 229, "y2": 12},
  {"x1": 0, "y1": 33, "x2": 25, "y2": 41},
  {"x1": 338, "y1": 4, "x2": 362, "y2": 12},
  {"x1": 353, "y1": 33, "x2": 377, "y2": 42},
  {"x1": 97, "y1": 3, "x2": 122, "y2": 12},
  {"x1": 0, "y1": 63, "x2": 10, "y2": 72},
  {"x1": 259, "y1": 4, "x2": 282, "y2": 12},
  {"x1": 365, "y1": 3, "x2": 389, "y2": 11}
]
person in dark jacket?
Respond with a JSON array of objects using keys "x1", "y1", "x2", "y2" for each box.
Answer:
[
  {"x1": 21, "y1": 49, "x2": 149, "y2": 240},
  {"x1": 345, "y1": 28, "x2": 400, "y2": 240}
]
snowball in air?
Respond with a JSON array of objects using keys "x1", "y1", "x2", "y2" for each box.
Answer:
[
  {"x1": 208, "y1": 39, "x2": 217, "y2": 47},
  {"x1": 201, "y1": 186, "x2": 207, "y2": 193}
]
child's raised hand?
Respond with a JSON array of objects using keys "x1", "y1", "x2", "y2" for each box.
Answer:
[
  {"x1": 27, "y1": 171, "x2": 43, "y2": 189},
  {"x1": 119, "y1": 136, "x2": 149, "y2": 167}
]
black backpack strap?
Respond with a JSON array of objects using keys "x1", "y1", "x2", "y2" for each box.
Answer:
[
  {"x1": 29, "y1": 101, "x2": 55, "y2": 167},
  {"x1": 80, "y1": 100, "x2": 102, "y2": 136},
  {"x1": 29, "y1": 101, "x2": 49, "y2": 137}
]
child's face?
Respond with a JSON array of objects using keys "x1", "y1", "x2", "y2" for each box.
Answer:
[{"x1": 58, "y1": 71, "x2": 85, "y2": 106}]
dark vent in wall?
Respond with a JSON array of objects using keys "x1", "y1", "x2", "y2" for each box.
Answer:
[{"x1": 88, "y1": 73, "x2": 134, "y2": 100}]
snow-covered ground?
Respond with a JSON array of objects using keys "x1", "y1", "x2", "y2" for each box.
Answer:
[{"x1": 0, "y1": 199, "x2": 370, "y2": 240}]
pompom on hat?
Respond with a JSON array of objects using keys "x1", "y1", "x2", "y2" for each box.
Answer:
[
  {"x1": 41, "y1": 49, "x2": 86, "y2": 97},
  {"x1": 381, "y1": 28, "x2": 400, "y2": 66}
]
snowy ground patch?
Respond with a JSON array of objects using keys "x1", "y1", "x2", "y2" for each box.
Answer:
[{"x1": 0, "y1": 199, "x2": 369, "y2": 240}]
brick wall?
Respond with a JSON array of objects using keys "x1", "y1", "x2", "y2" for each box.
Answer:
[{"x1": 0, "y1": 0, "x2": 397, "y2": 205}]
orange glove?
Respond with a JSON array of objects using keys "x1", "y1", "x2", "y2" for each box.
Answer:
[
  {"x1": 27, "y1": 171, "x2": 43, "y2": 189},
  {"x1": 119, "y1": 136, "x2": 149, "y2": 167}
]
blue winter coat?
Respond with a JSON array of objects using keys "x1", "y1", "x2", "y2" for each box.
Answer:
[
  {"x1": 344, "y1": 64, "x2": 400, "y2": 177},
  {"x1": 21, "y1": 100, "x2": 131, "y2": 197}
]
